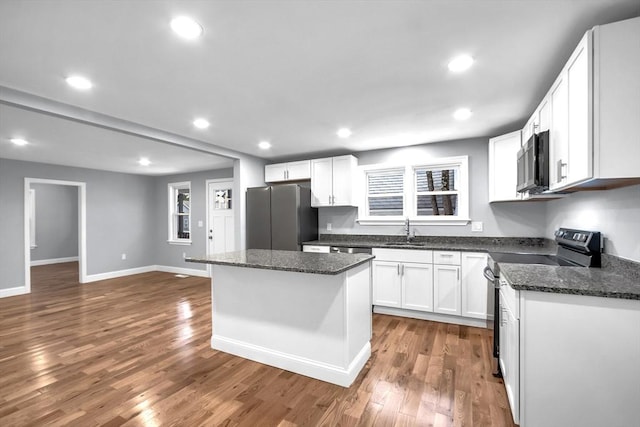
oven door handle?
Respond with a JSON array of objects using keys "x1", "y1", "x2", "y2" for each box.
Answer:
[{"x1": 483, "y1": 266, "x2": 496, "y2": 282}]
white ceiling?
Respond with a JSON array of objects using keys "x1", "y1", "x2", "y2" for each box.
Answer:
[
  {"x1": 0, "y1": 104, "x2": 233, "y2": 175},
  {"x1": 1, "y1": 1, "x2": 639, "y2": 172}
]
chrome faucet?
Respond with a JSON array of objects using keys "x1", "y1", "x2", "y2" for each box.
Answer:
[{"x1": 404, "y1": 217, "x2": 412, "y2": 242}]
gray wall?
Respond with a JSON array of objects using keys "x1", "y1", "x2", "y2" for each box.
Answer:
[
  {"x1": 154, "y1": 168, "x2": 234, "y2": 271},
  {"x1": 30, "y1": 183, "x2": 78, "y2": 261},
  {"x1": 546, "y1": 184, "x2": 640, "y2": 262},
  {"x1": 0, "y1": 158, "x2": 157, "y2": 289},
  {"x1": 319, "y1": 138, "x2": 548, "y2": 237}
]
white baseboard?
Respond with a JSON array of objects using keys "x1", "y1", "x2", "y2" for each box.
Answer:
[
  {"x1": 2, "y1": 265, "x2": 207, "y2": 298},
  {"x1": 84, "y1": 265, "x2": 156, "y2": 283},
  {"x1": 0, "y1": 286, "x2": 28, "y2": 299},
  {"x1": 211, "y1": 335, "x2": 371, "y2": 388},
  {"x1": 374, "y1": 306, "x2": 491, "y2": 329},
  {"x1": 155, "y1": 265, "x2": 210, "y2": 278},
  {"x1": 30, "y1": 256, "x2": 79, "y2": 267}
]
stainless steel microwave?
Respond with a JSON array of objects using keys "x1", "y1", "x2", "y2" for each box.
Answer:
[{"x1": 517, "y1": 130, "x2": 549, "y2": 193}]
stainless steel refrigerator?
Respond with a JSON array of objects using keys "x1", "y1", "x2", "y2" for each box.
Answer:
[{"x1": 246, "y1": 184, "x2": 318, "y2": 251}]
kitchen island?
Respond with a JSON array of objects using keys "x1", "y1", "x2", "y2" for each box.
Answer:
[{"x1": 186, "y1": 249, "x2": 374, "y2": 387}]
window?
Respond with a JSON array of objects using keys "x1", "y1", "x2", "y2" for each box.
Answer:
[
  {"x1": 168, "y1": 182, "x2": 191, "y2": 243},
  {"x1": 358, "y1": 156, "x2": 469, "y2": 225},
  {"x1": 415, "y1": 166, "x2": 459, "y2": 216},
  {"x1": 365, "y1": 168, "x2": 404, "y2": 216}
]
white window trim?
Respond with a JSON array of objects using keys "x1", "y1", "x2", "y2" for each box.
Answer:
[
  {"x1": 357, "y1": 156, "x2": 470, "y2": 226},
  {"x1": 168, "y1": 181, "x2": 192, "y2": 244}
]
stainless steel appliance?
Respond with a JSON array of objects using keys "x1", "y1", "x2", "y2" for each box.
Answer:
[
  {"x1": 483, "y1": 227, "x2": 603, "y2": 377},
  {"x1": 517, "y1": 130, "x2": 549, "y2": 193},
  {"x1": 329, "y1": 246, "x2": 373, "y2": 255},
  {"x1": 246, "y1": 184, "x2": 318, "y2": 251}
]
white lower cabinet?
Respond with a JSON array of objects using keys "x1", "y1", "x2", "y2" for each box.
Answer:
[
  {"x1": 499, "y1": 280, "x2": 520, "y2": 425},
  {"x1": 498, "y1": 274, "x2": 640, "y2": 427},
  {"x1": 401, "y1": 263, "x2": 434, "y2": 311},
  {"x1": 373, "y1": 249, "x2": 489, "y2": 327},
  {"x1": 461, "y1": 252, "x2": 490, "y2": 319},
  {"x1": 372, "y1": 249, "x2": 433, "y2": 312},
  {"x1": 433, "y1": 264, "x2": 461, "y2": 315},
  {"x1": 372, "y1": 261, "x2": 402, "y2": 308}
]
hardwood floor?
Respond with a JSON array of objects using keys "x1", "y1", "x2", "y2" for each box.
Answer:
[{"x1": 0, "y1": 262, "x2": 515, "y2": 426}]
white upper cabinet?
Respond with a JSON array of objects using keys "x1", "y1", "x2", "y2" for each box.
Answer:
[
  {"x1": 264, "y1": 160, "x2": 311, "y2": 182},
  {"x1": 548, "y1": 17, "x2": 640, "y2": 191},
  {"x1": 488, "y1": 130, "x2": 523, "y2": 202},
  {"x1": 311, "y1": 155, "x2": 357, "y2": 207}
]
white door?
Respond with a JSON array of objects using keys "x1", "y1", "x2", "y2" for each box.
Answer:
[
  {"x1": 265, "y1": 163, "x2": 287, "y2": 182},
  {"x1": 207, "y1": 180, "x2": 235, "y2": 256},
  {"x1": 330, "y1": 155, "x2": 354, "y2": 206},
  {"x1": 433, "y1": 265, "x2": 461, "y2": 315},
  {"x1": 310, "y1": 157, "x2": 333, "y2": 207},
  {"x1": 566, "y1": 36, "x2": 591, "y2": 186},
  {"x1": 372, "y1": 261, "x2": 402, "y2": 307},
  {"x1": 402, "y1": 262, "x2": 433, "y2": 312},
  {"x1": 461, "y1": 252, "x2": 489, "y2": 319},
  {"x1": 489, "y1": 131, "x2": 522, "y2": 202},
  {"x1": 550, "y1": 74, "x2": 569, "y2": 190},
  {"x1": 286, "y1": 160, "x2": 311, "y2": 181}
]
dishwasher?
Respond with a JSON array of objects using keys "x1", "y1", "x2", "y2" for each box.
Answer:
[{"x1": 330, "y1": 246, "x2": 373, "y2": 255}]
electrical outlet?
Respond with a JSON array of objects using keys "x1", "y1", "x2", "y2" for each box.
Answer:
[
  {"x1": 471, "y1": 221, "x2": 483, "y2": 232},
  {"x1": 121, "y1": 253, "x2": 126, "y2": 260},
  {"x1": 197, "y1": 220, "x2": 203, "y2": 227},
  {"x1": 327, "y1": 223, "x2": 332, "y2": 231},
  {"x1": 183, "y1": 252, "x2": 187, "y2": 259}
]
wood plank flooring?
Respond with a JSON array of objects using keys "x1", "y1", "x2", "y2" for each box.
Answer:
[{"x1": 0, "y1": 262, "x2": 515, "y2": 426}]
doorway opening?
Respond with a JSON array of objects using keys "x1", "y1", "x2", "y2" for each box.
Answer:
[{"x1": 24, "y1": 178, "x2": 87, "y2": 293}]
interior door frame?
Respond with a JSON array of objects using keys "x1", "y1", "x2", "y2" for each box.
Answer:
[
  {"x1": 205, "y1": 178, "x2": 235, "y2": 273},
  {"x1": 24, "y1": 178, "x2": 87, "y2": 293}
]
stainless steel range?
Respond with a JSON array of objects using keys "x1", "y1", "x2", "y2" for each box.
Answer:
[{"x1": 483, "y1": 227, "x2": 603, "y2": 377}]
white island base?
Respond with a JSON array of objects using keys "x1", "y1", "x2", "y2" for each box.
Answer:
[{"x1": 210, "y1": 261, "x2": 372, "y2": 387}]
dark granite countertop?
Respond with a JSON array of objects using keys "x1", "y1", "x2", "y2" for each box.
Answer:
[
  {"x1": 500, "y1": 263, "x2": 640, "y2": 300},
  {"x1": 186, "y1": 249, "x2": 374, "y2": 275},
  {"x1": 303, "y1": 234, "x2": 640, "y2": 300},
  {"x1": 303, "y1": 235, "x2": 556, "y2": 255}
]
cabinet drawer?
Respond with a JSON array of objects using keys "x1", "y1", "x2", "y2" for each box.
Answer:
[
  {"x1": 302, "y1": 245, "x2": 330, "y2": 253},
  {"x1": 372, "y1": 248, "x2": 432, "y2": 263},
  {"x1": 433, "y1": 251, "x2": 461, "y2": 265}
]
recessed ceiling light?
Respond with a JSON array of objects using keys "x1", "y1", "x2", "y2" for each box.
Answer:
[
  {"x1": 10, "y1": 138, "x2": 29, "y2": 146},
  {"x1": 65, "y1": 75, "x2": 93, "y2": 90},
  {"x1": 138, "y1": 157, "x2": 151, "y2": 166},
  {"x1": 453, "y1": 108, "x2": 472, "y2": 120},
  {"x1": 170, "y1": 16, "x2": 203, "y2": 39},
  {"x1": 258, "y1": 141, "x2": 271, "y2": 150},
  {"x1": 193, "y1": 118, "x2": 210, "y2": 129},
  {"x1": 448, "y1": 55, "x2": 474, "y2": 73},
  {"x1": 337, "y1": 128, "x2": 353, "y2": 139}
]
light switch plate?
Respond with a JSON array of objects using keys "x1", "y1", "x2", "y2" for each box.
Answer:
[
  {"x1": 197, "y1": 220, "x2": 203, "y2": 227},
  {"x1": 327, "y1": 223, "x2": 332, "y2": 231},
  {"x1": 471, "y1": 221, "x2": 483, "y2": 232}
]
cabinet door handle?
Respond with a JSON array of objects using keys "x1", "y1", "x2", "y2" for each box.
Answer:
[
  {"x1": 401, "y1": 264, "x2": 405, "y2": 276},
  {"x1": 457, "y1": 268, "x2": 460, "y2": 280},
  {"x1": 397, "y1": 264, "x2": 400, "y2": 275},
  {"x1": 557, "y1": 160, "x2": 567, "y2": 182},
  {"x1": 329, "y1": 195, "x2": 332, "y2": 205}
]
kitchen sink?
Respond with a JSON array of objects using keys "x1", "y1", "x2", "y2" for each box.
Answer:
[{"x1": 383, "y1": 242, "x2": 427, "y2": 247}]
